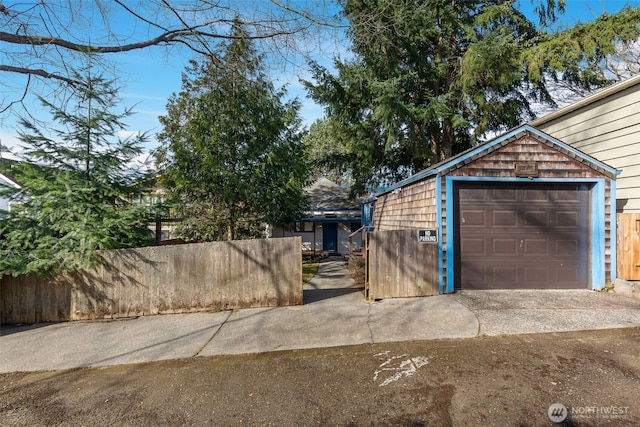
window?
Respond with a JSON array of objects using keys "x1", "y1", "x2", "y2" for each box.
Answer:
[{"x1": 294, "y1": 222, "x2": 314, "y2": 232}]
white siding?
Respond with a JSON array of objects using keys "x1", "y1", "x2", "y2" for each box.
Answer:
[
  {"x1": 0, "y1": 173, "x2": 19, "y2": 212},
  {"x1": 534, "y1": 82, "x2": 640, "y2": 213},
  {"x1": 271, "y1": 222, "x2": 360, "y2": 255}
]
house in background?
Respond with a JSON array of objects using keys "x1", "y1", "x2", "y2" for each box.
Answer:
[
  {"x1": 0, "y1": 159, "x2": 21, "y2": 213},
  {"x1": 0, "y1": 172, "x2": 20, "y2": 212},
  {"x1": 130, "y1": 176, "x2": 182, "y2": 244},
  {"x1": 531, "y1": 74, "x2": 640, "y2": 213},
  {"x1": 270, "y1": 177, "x2": 362, "y2": 255},
  {"x1": 531, "y1": 74, "x2": 640, "y2": 281}
]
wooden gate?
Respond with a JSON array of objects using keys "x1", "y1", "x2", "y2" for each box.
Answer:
[
  {"x1": 368, "y1": 229, "x2": 439, "y2": 300},
  {"x1": 617, "y1": 213, "x2": 640, "y2": 280}
]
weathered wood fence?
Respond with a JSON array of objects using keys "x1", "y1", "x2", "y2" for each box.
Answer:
[
  {"x1": 617, "y1": 213, "x2": 640, "y2": 280},
  {"x1": 368, "y1": 229, "x2": 439, "y2": 300},
  {"x1": 1, "y1": 237, "x2": 302, "y2": 325}
]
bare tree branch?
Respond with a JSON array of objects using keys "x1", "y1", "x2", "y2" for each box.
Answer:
[
  {"x1": 0, "y1": 27, "x2": 258, "y2": 53},
  {"x1": 0, "y1": 73, "x2": 30, "y2": 114},
  {"x1": 270, "y1": 0, "x2": 345, "y2": 29},
  {"x1": 0, "y1": 64, "x2": 78, "y2": 86},
  {"x1": 0, "y1": 0, "x2": 343, "y2": 119}
]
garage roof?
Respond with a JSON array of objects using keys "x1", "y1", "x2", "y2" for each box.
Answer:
[{"x1": 376, "y1": 124, "x2": 621, "y2": 197}]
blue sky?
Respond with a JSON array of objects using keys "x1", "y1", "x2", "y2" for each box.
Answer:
[{"x1": 0, "y1": 0, "x2": 638, "y2": 156}]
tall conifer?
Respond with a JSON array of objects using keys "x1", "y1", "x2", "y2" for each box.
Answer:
[
  {"x1": 156, "y1": 21, "x2": 308, "y2": 241},
  {"x1": 0, "y1": 69, "x2": 154, "y2": 276}
]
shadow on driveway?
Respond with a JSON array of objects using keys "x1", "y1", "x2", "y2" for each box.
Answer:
[
  {"x1": 303, "y1": 256, "x2": 364, "y2": 305},
  {"x1": 303, "y1": 287, "x2": 363, "y2": 304}
]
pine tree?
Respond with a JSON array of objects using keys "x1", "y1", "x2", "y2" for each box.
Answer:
[
  {"x1": 305, "y1": 1, "x2": 640, "y2": 193},
  {"x1": 0, "y1": 69, "x2": 154, "y2": 276},
  {"x1": 303, "y1": 119, "x2": 353, "y2": 187},
  {"x1": 156, "y1": 21, "x2": 308, "y2": 242}
]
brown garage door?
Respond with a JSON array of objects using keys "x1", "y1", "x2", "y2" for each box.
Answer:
[{"x1": 455, "y1": 182, "x2": 590, "y2": 290}]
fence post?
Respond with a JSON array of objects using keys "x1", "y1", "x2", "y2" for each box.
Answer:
[{"x1": 617, "y1": 213, "x2": 640, "y2": 280}]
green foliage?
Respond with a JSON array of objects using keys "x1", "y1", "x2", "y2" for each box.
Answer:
[
  {"x1": 0, "y1": 70, "x2": 155, "y2": 276},
  {"x1": 302, "y1": 261, "x2": 319, "y2": 285},
  {"x1": 156, "y1": 21, "x2": 309, "y2": 241},
  {"x1": 522, "y1": 7, "x2": 640, "y2": 86},
  {"x1": 303, "y1": 118, "x2": 353, "y2": 186},
  {"x1": 305, "y1": 0, "x2": 640, "y2": 193}
]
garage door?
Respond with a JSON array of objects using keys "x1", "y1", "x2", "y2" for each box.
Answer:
[{"x1": 455, "y1": 182, "x2": 590, "y2": 290}]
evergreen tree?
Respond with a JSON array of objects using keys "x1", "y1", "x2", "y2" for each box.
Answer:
[
  {"x1": 0, "y1": 69, "x2": 154, "y2": 276},
  {"x1": 156, "y1": 22, "x2": 308, "y2": 242},
  {"x1": 303, "y1": 118, "x2": 353, "y2": 187},
  {"x1": 305, "y1": 0, "x2": 640, "y2": 193}
]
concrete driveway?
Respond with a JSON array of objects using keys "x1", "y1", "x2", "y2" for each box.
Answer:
[
  {"x1": 1, "y1": 257, "x2": 639, "y2": 373},
  {"x1": 450, "y1": 289, "x2": 640, "y2": 336}
]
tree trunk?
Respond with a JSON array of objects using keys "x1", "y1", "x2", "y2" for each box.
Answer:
[
  {"x1": 227, "y1": 222, "x2": 235, "y2": 241},
  {"x1": 441, "y1": 121, "x2": 453, "y2": 161}
]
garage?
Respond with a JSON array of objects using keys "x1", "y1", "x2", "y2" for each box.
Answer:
[
  {"x1": 455, "y1": 181, "x2": 590, "y2": 290},
  {"x1": 366, "y1": 125, "x2": 619, "y2": 299}
]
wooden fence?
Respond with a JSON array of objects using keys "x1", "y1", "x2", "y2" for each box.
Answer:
[
  {"x1": 1, "y1": 237, "x2": 302, "y2": 325},
  {"x1": 617, "y1": 213, "x2": 640, "y2": 280},
  {"x1": 368, "y1": 229, "x2": 439, "y2": 300}
]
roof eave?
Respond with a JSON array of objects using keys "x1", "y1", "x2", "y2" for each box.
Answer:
[
  {"x1": 530, "y1": 74, "x2": 640, "y2": 127},
  {"x1": 0, "y1": 172, "x2": 20, "y2": 189}
]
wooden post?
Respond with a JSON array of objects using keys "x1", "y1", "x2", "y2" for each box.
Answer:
[{"x1": 155, "y1": 216, "x2": 162, "y2": 245}]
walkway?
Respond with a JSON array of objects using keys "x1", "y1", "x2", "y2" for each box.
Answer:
[{"x1": 1, "y1": 256, "x2": 639, "y2": 373}]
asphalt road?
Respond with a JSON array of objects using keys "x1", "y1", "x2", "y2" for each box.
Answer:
[
  {"x1": 1, "y1": 258, "x2": 640, "y2": 425},
  {"x1": 1, "y1": 328, "x2": 639, "y2": 426}
]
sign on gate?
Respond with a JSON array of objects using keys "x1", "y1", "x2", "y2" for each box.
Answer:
[{"x1": 417, "y1": 229, "x2": 438, "y2": 243}]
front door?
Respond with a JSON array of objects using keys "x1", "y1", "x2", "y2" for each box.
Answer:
[{"x1": 323, "y1": 223, "x2": 338, "y2": 252}]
